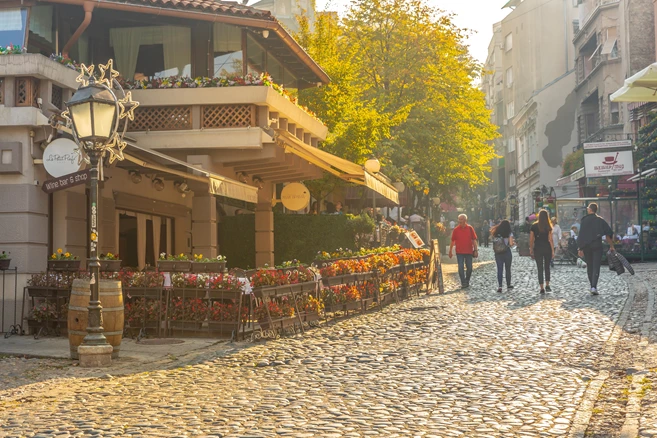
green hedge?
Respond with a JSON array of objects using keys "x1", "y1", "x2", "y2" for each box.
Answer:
[{"x1": 219, "y1": 214, "x2": 364, "y2": 268}]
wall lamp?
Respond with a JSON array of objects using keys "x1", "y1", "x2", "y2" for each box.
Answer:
[
  {"x1": 236, "y1": 171, "x2": 248, "y2": 183},
  {"x1": 252, "y1": 175, "x2": 264, "y2": 189},
  {"x1": 129, "y1": 170, "x2": 142, "y2": 184},
  {"x1": 152, "y1": 177, "x2": 165, "y2": 191},
  {"x1": 174, "y1": 180, "x2": 191, "y2": 198}
]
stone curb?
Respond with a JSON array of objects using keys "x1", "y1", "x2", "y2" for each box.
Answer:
[{"x1": 568, "y1": 284, "x2": 635, "y2": 438}]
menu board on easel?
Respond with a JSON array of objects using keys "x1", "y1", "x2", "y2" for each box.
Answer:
[{"x1": 426, "y1": 239, "x2": 444, "y2": 294}]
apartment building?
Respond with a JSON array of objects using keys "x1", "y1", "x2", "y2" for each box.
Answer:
[
  {"x1": 251, "y1": 0, "x2": 315, "y2": 34},
  {"x1": 484, "y1": 0, "x2": 580, "y2": 220},
  {"x1": 573, "y1": 0, "x2": 654, "y2": 148}
]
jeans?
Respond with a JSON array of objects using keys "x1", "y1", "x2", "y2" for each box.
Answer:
[
  {"x1": 534, "y1": 247, "x2": 552, "y2": 285},
  {"x1": 495, "y1": 249, "x2": 512, "y2": 287},
  {"x1": 456, "y1": 254, "x2": 473, "y2": 286},
  {"x1": 583, "y1": 245, "x2": 603, "y2": 288}
]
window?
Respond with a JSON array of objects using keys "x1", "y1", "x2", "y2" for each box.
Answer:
[
  {"x1": 109, "y1": 26, "x2": 191, "y2": 80},
  {"x1": 506, "y1": 67, "x2": 513, "y2": 87},
  {"x1": 246, "y1": 34, "x2": 266, "y2": 75},
  {"x1": 509, "y1": 172, "x2": 516, "y2": 188},
  {"x1": 507, "y1": 135, "x2": 516, "y2": 153},
  {"x1": 213, "y1": 23, "x2": 244, "y2": 77},
  {"x1": 506, "y1": 102, "x2": 515, "y2": 119},
  {"x1": 267, "y1": 52, "x2": 298, "y2": 87},
  {"x1": 0, "y1": 8, "x2": 27, "y2": 48},
  {"x1": 28, "y1": 5, "x2": 53, "y2": 43},
  {"x1": 505, "y1": 33, "x2": 512, "y2": 51},
  {"x1": 610, "y1": 98, "x2": 620, "y2": 124}
]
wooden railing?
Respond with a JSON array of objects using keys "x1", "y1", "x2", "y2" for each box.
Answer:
[{"x1": 126, "y1": 104, "x2": 257, "y2": 132}]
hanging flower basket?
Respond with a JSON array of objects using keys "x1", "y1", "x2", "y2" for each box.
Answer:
[
  {"x1": 88, "y1": 259, "x2": 122, "y2": 272},
  {"x1": 191, "y1": 261, "x2": 226, "y2": 273},
  {"x1": 0, "y1": 258, "x2": 11, "y2": 270},
  {"x1": 47, "y1": 260, "x2": 80, "y2": 271},
  {"x1": 156, "y1": 260, "x2": 192, "y2": 272}
]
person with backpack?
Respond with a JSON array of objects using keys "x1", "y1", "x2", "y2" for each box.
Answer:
[
  {"x1": 530, "y1": 209, "x2": 555, "y2": 294},
  {"x1": 491, "y1": 219, "x2": 514, "y2": 293},
  {"x1": 577, "y1": 202, "x2": 615, "y2": 295}
]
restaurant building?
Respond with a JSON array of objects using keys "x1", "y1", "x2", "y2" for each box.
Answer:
[{"x1": 0, "y1": 0, "x2": 398, "y2": 331}]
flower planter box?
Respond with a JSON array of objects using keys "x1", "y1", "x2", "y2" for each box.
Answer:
[
  {"x1": 301, "y1": 312, "x2": 321, "y2": 323},
  {"x1": 354, "y1": 272, "x2": 374, "y2": 281},
  {"x1": 169, "y1": 288, "x2": 207, "y2": 299},
  {"x1": 252, "y1": 284, "x2": 294, "y2": 299},
  {"x1": 321, "y1": 274, "x2": 357, "y2": 287},
  {"x1": 88, "y1": 259, "x2": 121, "y2": 272},
  {"x1": 191, "y1": 261, "x2": 226, "y2": 273},
  {"x1": 361, "y1": 297, "x2": 375, "y2": 311},
  {"x1": 301, "y1": 281, "x2": 318, "y2": 293},
  {"x1": 259, "y1": 316, "x2": 297, "y2": 331},
  {"x1": 123, "y1": 287, "x2": 162, "y2": 300},
  {"x1": 156, "y1": 260, "x2": 192, "y2": 272},
  {"x1": 379, "y1": 292, "x2": 395, "y2": 305},
  {"x1": 206, "y1": 289, "x2": 242, "y2": 300},
  {"x1": 324, "y1": 303, "x2": 345, "y2": 314},
  {"x1": 169, "y1": 321, "x2": 202, "y2": 330},
  {"x1": 47, "y1": 260, "x2": 80, "y2": 271},
  {"x1": 345, "y1": 300, "x2": 361, "y2": 311},
  {"x1": 0, "y1": 259, "x2": 11, "y2": 270},
  {"x1": 27, "y1": 287, "x2": 69, "y2": 298}
]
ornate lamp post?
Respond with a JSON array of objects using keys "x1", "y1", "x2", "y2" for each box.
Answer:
[{"x1": 63, "y1": 61, "x2": 138, "y2": 367}]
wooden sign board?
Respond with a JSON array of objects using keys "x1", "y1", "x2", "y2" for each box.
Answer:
[
  {"x1": 426, "y1": 239, "x2": 444, "y2": 294},
  {"x1": 405, "y1": 230, "x2": 425, "y2": 248},
  {"x1": 41, "y1": 169, "x2": 90, "y2": 194}
]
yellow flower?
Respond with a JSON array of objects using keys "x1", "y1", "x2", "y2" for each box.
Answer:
[
  {"x1": 413, "y1": 181, "x2": 420, "y2": 186},
  {"x1": 65, "y1": 252, "x2": 70, "y2": 258},
  {"x1": 57, "y1": 248, "x2": 63, "y2": 254},
  {"x1": 107, "y1": 252, "x2": 113, "y2": 258},
  {"x1": 51, "y1": 254, "x2": 56, "y2": 259}
]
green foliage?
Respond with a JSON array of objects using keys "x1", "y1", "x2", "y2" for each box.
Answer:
[
  {"x1": 218, "y1": 214, "x2": 372, "y2": 268},
  {"x1": 561, "y1": 148, "x2": 584, "y2": 177},
  {"x1": 296, "y1": 0, "x2": 498, "y2": 201}
]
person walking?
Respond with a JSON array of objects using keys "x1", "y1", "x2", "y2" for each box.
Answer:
[
  {"x1": 481, "y1": 220, "x2": 490, "y2": 248},
  {"x1": 490, "y1": 219, "x2": 514, "y2": 293},
  {"x1": 577, "y1": 202, "x2": 615, "y2": 295},
  {"x1": 448, "y1": 214, "x2": 479, "y2": 289},
  {"x1": 529, "y1": 210, "x2": 555, "y2": 294},
  {"x1": 551, "y1": 217, "x2": 562, "y2": 267}
]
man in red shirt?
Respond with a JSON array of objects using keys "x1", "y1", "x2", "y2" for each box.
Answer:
[{"x1": 449, "y1": 214, "x2": 479, "y2": 288}]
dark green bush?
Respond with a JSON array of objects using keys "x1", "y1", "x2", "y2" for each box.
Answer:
[{"x1": 219, "y1": 214, "x2": 364, "y2": 268}]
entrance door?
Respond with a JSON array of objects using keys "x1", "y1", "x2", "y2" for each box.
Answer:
[{"x1": 118, "y1": 211, "x2": 174, "y2": 269}]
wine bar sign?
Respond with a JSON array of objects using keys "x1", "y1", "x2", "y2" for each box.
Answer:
[{"x1": 42, "y1": 169, "x2": 90, "y2": 194}]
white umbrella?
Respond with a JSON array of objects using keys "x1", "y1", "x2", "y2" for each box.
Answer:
[{"x1": 611, "y1": 62, "x2": 657, "y2": 102}]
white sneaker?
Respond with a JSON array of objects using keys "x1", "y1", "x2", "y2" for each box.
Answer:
[{"x1": 590, "y1": 287, "x2": 599, "y2": 295}]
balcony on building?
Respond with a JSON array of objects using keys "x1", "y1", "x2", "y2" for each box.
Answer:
[
  {"x1": 575, "y1": 27, "x2": 621, "y2": 86},
  {"x1": 0, "y1": 0, "x2": 332, "y2": 185}
]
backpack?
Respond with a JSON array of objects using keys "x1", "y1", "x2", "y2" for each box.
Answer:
[{"x1": 492, "y1": 235, "x2": 508, "y2": 254}]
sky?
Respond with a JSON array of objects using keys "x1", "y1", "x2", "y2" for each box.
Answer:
[{"x1": 315, "y1": 0, "x2": 510, "y2": 64}]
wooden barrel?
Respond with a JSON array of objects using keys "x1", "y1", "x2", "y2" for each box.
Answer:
[{"x1": 68, "y1": 279, "x2": 124, "y2": 360}]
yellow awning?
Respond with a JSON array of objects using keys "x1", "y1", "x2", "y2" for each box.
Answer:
[
  {"x1": 124, "y1": 143, "x2": 258, "y2": 204},
  {"x1": 276, "y1": 130, "x2": 399, "y2": 204}
]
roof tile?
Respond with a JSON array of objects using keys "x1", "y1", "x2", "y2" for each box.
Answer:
[{"x1": 124, "y1": 0, "x2": 274, "y2": 20}]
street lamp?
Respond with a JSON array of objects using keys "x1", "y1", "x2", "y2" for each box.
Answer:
[
  {"x1": 63, "y1": 60, "x2": 138, "y2": 367},
  {"x1": 364, "y1": 156, "x2": 381, "y2": 213},
  {"x1": 393, "y1": 181, "x2": 405, "y2": 223}
]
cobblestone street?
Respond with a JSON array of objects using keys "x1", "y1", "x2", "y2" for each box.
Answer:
[{"x1": 0, "y1": 248, "x2": 651, "y2": 437}]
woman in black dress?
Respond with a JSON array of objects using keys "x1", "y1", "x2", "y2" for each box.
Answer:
[{"x1": 529, "y1": 210, "x2": 555, "y2": 294}]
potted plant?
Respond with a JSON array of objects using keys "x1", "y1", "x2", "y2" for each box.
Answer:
[
  {"x1": 157, "y1": 253, "x2": 191, "y2": 272},
  {"x1": 90, "y1": 252, "x2": 122, "y2": 272},
  {"x1": 191, "y1": 254, "x2": 227, "y2": 273},
  {"x1": 0, "y1": 251, "x2": 10, "y2": 270},
  {"x1": 48, "y1": 249, "x2": 80, "y2": 271}
]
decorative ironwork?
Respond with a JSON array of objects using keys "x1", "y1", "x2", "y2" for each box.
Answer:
[
  {"x1": 202, "y1": 104, "x2": 255, "y2": 129},
  {"x1": 51, "y1": 85, "x2": 63, "y2": 109},
  {"x1": 128, "y1": 106, "x2": 193, "y2": 131},
  {"x1": 15, "y1": 77, "x2": 39, "y2": 108}
]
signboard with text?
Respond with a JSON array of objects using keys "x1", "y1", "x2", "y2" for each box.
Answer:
[
  {"x1": 41, "y1": 169, "x2": 90, "y2": 194},
  {"x1": 584, "y1": 149, "x2": 635, "y2": 178},
  {"x1": 42, "y1": 138, "x2": 81, "y2": 178},
  {"x1": 583, "y1": 140, "x2": 632, "y2": 150}
]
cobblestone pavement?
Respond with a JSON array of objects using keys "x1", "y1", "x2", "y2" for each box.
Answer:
[{"x1": 0, "y1": 248, "x2": 635, "y2": 437}]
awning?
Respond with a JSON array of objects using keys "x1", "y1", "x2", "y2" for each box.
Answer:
[
  {"x1": 275, "y1": 130, "x2": 400, "y2": 204},
  {"x1": 627, "y1": 168, "x2": 657, "y2": 182},
  {"x1": 556, "y1": 167, "x2": 586, "y2": 186},
  {"x1": 124, "y1": 142, "x2": 258, "y2": 203},
  {"x1": 611, "y1": 62, "x2": 657, "y2": 102}
]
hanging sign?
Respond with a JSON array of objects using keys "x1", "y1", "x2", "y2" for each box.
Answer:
[
  {"x1": 584, "y1": 150, "x2": 634, "y2": 178},
  {"x1": 41, "y1": 169, "x2": 90, "y2": 194},
  {"x1": 405, "y1": 230, "x2": 425, "y2": 248},
  {"x1": 280, "y1": 182, "x2": 310, "y2": 211},
  {"x1": 42, "y1": 138, "x2": 81, "y2": 178}
]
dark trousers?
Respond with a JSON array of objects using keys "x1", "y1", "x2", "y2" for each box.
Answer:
[
  {"x1": 495, "y1": 249, "x2": 512, "y2": 287},
  {"x1": 482, "y1": 233, "x2": 489, "y2": 247},
  {"x1": 534, "y1": 247, "x2": 552, "y2": 285},
  {"x1": 583, "y1": 245, "x2": 603, "y2": 288},
  {"x1": 456, "y1": 254, "x2": 473, "y2": 286}
]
